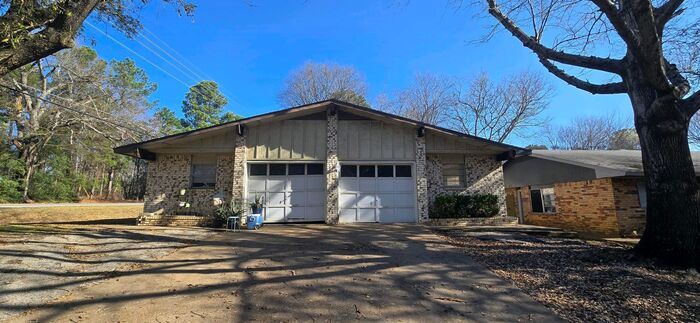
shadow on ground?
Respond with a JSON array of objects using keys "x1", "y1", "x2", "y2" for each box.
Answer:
[{"x1": 0, "y1": 224, "x2": 562, "y2": 322}]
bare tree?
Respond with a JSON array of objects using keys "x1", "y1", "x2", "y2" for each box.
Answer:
[
  {"x1": 609, "y1": 128, "x2": 641, "y2": 150},
  {"x1": 547, "y1": 115, "x2": 621, "y2": 150},
  {"x1": 451, "y1": 71, "x2": 551, "y2": 142},
  {"x1": 379, "y1": 73, "x2": 455, "y2": 125},
  {"x1": 483, "y1": 0, "x2": 700, "y2": 267},
  {"x1": 278, "y1": 62, "x2": 368, "y2": 107}
]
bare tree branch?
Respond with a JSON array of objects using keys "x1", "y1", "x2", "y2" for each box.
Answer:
[
  {"x1": 629, "y1": 0, "x2": 674, "y2": 93},
  {"x1": 589, "y1": 0, "x2": 639, "y2": 49},
  {"x1": 655, "y1": 0, "x2": 685, "y2": 29},
  {"x1": 538, "y1": 57, "x2": 627, "y2": 94},
  {"x1": 486, "y1": 0, "x2": 624, "y2": 74}
]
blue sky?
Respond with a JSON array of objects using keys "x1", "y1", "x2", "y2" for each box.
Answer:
[{"x1": 83, "y1": 0, "x2": 633, "y2": 147}]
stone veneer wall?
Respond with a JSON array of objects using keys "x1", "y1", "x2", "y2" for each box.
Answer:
[
  {"x1": 232, "y1": 132, "x2": 247, "y2": 216},
  {"x1": 519, "y1": 178, "x2": 620, "y2": 237},
  {"x1": 325, "y1": 110, "x2": 339, "y2": 224},
  {"x1": 143, "y1": 154, "x2": 234, "y2": 216},
  {"x1": 425, "y1": 154, "x2": 507, "y2": 216},
  {"x1": 612, "y1": 178, "x2": 646, "y2": 237},
  {"x1": 415, "y1": 134, "x2": 429, "y2": 222}
]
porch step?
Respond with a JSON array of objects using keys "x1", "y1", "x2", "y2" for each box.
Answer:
[{"x1": 137, "y1": 214, "x2": 213, "y2": 227}]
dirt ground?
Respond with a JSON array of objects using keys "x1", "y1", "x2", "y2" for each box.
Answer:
[
  {"x1": 437, "y1": 229, "x2": 700, "y2": 323},
  {"x1": 1, "y1": 224, "x2": 561, "y2": 322},
  {"x1": 0, "y1": 204, "x2": 143, "y2": 225},
  {"x1": 0, "y1": 225, "x2": 214, "y2": 322}
]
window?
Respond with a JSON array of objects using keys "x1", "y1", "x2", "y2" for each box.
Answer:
[
  {"x1": 269, "y1": 164, "x2": 286, "y2": 175},
  {"x1": 637, "y1": 182, "x2": 647, "y2": 208},
  {"x1": 306, "y1": 163, "x2": 324, "y2": 175},
  {"x1": 288, "y1": 164, "x2": 305, "y2": 175},
  {"x1": 191, "y1": 156, "x2": 217, "y2": 188},
  {"x1": 530, "y1": 186, "x2": 556, "y2": 213},
  {"x1": 341, "y1": 165, "x2": 357, "y2": 177},
  {"x1": 443, "y1": 163, "x2": 465, "y2": 188},
  {"x1": 377, "y1": 165, "x2": 393, "y2": 177},
  {"x1": 249, "y1": 164, "x2": 267, "y2": 176},
  {"x1": 395, "y1": 165, "x2": 412, "y2": 177},
  {"x1": 359, "y1": 165, "x2": 376, "y2": 177}
]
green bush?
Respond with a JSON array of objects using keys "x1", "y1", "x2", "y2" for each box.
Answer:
[
  {"x1": 430, "y1": 193, "x2": 500, "y2": 218},
  {"x1": 0, "y1": 177, "x2": 23, "y2": 203},
  {"x1": 25, "y1": 151, "x2": 80, "y2": 202},
  {"x1": 29, "y1": 170, "x2": 79, "y2": 202}
]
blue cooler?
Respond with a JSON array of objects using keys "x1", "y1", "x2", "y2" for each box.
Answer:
[{"x1": 247, "y1": 214, "x2": 264, "y2": 230}]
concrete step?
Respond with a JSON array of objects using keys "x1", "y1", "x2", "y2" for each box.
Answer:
[{"x1": 434, "y1": 225, "x2": 579, "y2": 239}]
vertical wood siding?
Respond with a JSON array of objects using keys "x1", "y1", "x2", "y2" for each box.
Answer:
[
  {"x1": 425, "y1": 131, "x2": 470, "y2": 153},
  {"x1": 337, "y1": 120, "x2": 415, "y2": 161},
  {"x1": 246, "y1": 120, "x2": 327, "y2": 160}
]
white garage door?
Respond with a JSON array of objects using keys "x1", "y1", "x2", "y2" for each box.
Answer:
[
  {"x1": 247, "y1": 163, "x2": 326, "y2": 223},
  {"x1": 338, "y1": 164, "x2": 416, "y2": 223}
]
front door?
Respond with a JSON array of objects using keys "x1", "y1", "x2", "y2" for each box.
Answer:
[{"x1": 516, "y1": 190, "x2": 525, "y2": 224}]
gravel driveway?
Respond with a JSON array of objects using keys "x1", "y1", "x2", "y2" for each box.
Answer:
[
  {"x1": 3, "y1": 224, "x2": 561, "y2": 322},
  {"x1": 0, "y1": 225, "x2": 213, "y2": 321}
]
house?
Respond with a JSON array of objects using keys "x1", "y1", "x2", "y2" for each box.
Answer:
[
  {"x1": 504, "y1": 150, "x2": 700, "y2": 237},
  {"x1": 115, "y1": 99, "x2": 523, "y2": 225}
]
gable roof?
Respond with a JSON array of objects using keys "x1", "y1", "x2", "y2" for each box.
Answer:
[
  {"x1": 526, "y1": 150, "x2": 700, "y2": 176},
  {"x1": 114, "y1": 99, "x2": 526, "y2": 158}
]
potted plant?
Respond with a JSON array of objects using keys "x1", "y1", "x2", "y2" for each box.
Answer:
[
  {"x1": 249, "y1": 194, "x2": 264, "y2": 214},
  {"x1": 213, "y1": 199, "x2": 244, "y2": 228}
]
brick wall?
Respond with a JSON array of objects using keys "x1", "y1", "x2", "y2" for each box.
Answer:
[
  {"x1": 514, "y1": 177, "x2": 648, "y2": 237},
  {"x1": 143, "y1": 153, "x2": 234, "y2": 217},
  {"x1": 519, "y1": 178, "x2": 620, "y2": 237},
  {"x1": 426, "y1": 153, "x2": 507, "y2": 217},
  {"x1": 612, "y1": 177, "x2": 646, "y2": 237}
]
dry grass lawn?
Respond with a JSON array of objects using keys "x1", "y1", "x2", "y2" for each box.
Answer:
[{"x1": 0, "y1": 205, "x2": 143, "y2": 225}]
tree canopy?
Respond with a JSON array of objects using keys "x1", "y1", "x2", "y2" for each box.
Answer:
[
  {"x1": 0, "y1": 0, "x2": 195, "y2": 76},
  {"x1": 181, "y1": 80, "x2": 230, "y2": 129},
  {"x1": 278, "y1": 62, "x2": 369, "y2": 107}
]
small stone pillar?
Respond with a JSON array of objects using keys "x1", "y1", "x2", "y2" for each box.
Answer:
[
  {"x1": 415, "y1": 133, "x2": 429, "y2": 222},
  {"x1": 325, "y1": 108, "x2": 340, "y2": 224},
  {"x1": 232, "y1": 130, "x2": 247, "y2": 214}
]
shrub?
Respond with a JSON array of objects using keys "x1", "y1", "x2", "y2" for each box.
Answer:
[
  {"x1": 29, "y1": 170, "x2": 79, "y2": 202},
  {"x1": 0, "y1": 177, "x2": 23, "y2": 203},
  {"x1": 212, "y1": 199, "x2": 244, "y2": 227},
  {"x1": 430, "y1": 193, "x2": 500, "y2": 218}
]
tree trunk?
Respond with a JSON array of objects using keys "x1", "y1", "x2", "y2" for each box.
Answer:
[
  {"x1": 22, "y1": 162, "x2": 34, "y2": 201},
  {"x1": 630, "y1": 86, "x2": 700, "y2": 269},
  {"x1": 97, "y1": 165, "x2": 105, "y2": 198},
  {"x1": 106, "y1": 167, "x2": 115, "y2": 200}
]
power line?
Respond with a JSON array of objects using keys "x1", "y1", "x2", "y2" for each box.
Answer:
[
  {"x1": 87, "y1": 21, "x2": 245, "y2": 109},
  {"x1": 0, "y1": 82, "x2": 152, "y2": 137},
  {"x1": 140, "y1": 27, "x2": 208, "y2": 81},
  {"x1": 132, "y1": 33, "x2": 202, "y2": 85},
  {"x1": 85, "y1": 21, "x2": 198, "y2": 93},
  {"x1": 2, "y1": 74, "x2": 153, "y2": 136},
  {"x1": 140, "y1": 26, "x2": 239, "y2": 103}
]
